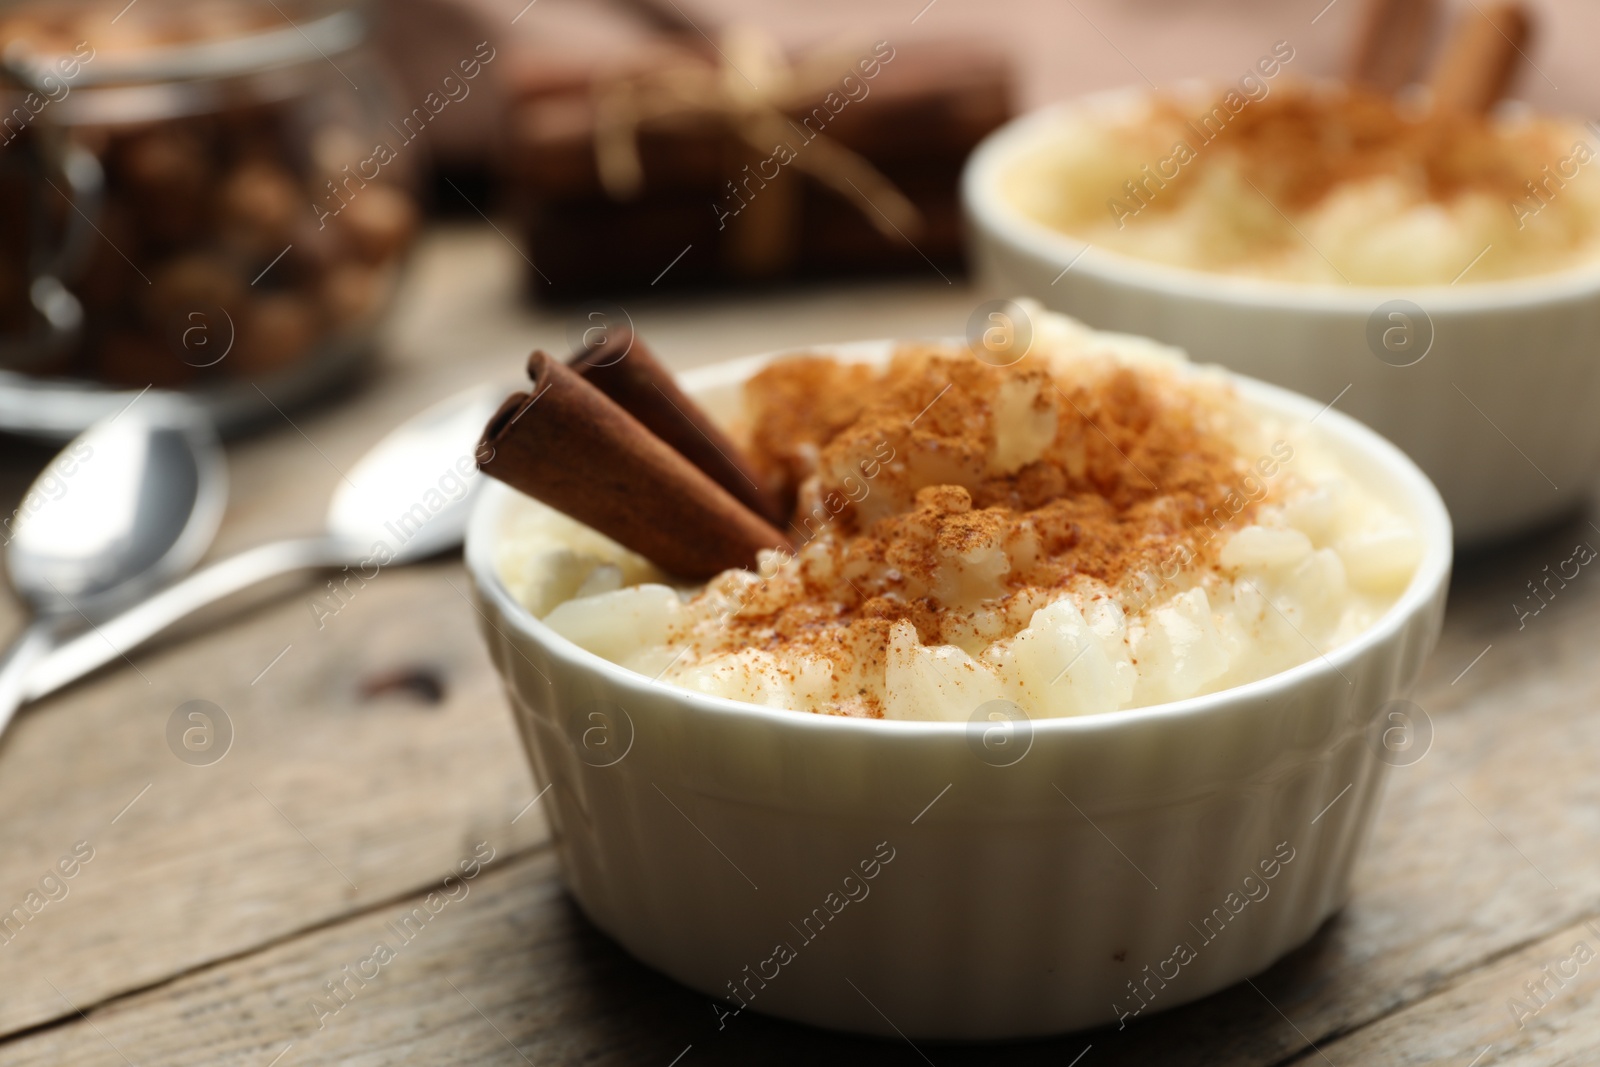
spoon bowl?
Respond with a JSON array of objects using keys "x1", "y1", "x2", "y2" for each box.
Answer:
[
  {"x1": 324, "y1": 385, "x2": 503, "y2": 563},
  {"x1": 23, "y1": 383, "x2": 509, "y2": 704},
  {"x1": 9, "y1": 403, "x2": 225, "y2": 613},
  {"x1": 0, "y1": 398, "x2": 226, "y2": 730}
]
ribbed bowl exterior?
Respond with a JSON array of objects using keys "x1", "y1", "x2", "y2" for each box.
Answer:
[{"x1": 466, "y1": 348, "x2": 1452, "y2": 1040}]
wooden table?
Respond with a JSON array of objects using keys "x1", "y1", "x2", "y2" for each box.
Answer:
[{"x1": 1, "y1": 226, "x2": 1596, "y2": 1066}]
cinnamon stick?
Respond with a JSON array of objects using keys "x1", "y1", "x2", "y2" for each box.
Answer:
[
  {"x1": 478, "y1": 351, "x2": 792, "y2": 579},
  {"x1": 1430, "y1": 1, "x2": 1532, "y2": 114},
  {"x1": 569, "y1": 329, "x2": 788, "y2": 526},
  {"x1": 1348, "y1": 0, "x2": 1438, "y2": 93}
]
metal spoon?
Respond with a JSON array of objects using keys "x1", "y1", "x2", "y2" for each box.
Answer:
[
  {"x1": 0, "y1": 399, "x2": 227, "y2": 733},
  {"x1": 23, "y1": 383, "x2": 508, "y2": 702}
]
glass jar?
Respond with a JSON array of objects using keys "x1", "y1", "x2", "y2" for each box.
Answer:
[{"x1": 0, "y1": 0, "x2": 418, "y2": 436}]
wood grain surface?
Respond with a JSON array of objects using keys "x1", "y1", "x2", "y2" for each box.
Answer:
[{"x1": 1, "y1": 228, "x2": 1597, "y2": 1065}]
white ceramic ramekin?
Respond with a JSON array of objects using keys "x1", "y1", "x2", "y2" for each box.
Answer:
[
  {"x1": 466, "y1": 342, "x2": 1452, "y2": 1039},
  {"x1": 962, "y1": 91, "x2": 1600, "y2": 545}
]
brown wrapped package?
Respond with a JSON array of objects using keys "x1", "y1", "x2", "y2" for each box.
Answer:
[{"x1": 503, "y1": 37, "x2": 1011, "y2": 296}]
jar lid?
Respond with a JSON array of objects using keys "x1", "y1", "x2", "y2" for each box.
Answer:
[{"x1": 1, "y1": 0, "x2": 364, "y2": 89}]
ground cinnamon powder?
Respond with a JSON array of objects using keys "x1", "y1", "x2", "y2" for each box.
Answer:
[
  {"x1": 1139, "y1": 83, "x2": 1562, "y2": 215},
  {"x1": 687, "y1": 344, "x2": 1263, "y2": 716}
]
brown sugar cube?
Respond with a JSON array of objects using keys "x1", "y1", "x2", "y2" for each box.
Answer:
[
  {"x1": 286, "y1": 213, "x2": 351, "y2": 279},
  {"x1": 144, "y1": 254, "x2": 248, "y2": 371},
  {"x1": 320, "y1": 262, "x2": 384, "y2": 327},
  {"x1": 233, "y1": 292, "x2": 322, "y2": 374},
  {"x1": 218, "y1": 160, "x2": 302, "y2": 254},
  {"x1": 115, "y1": 127, "x2": 214, "y2": 246},
  {"x1": 0, "y1": 15, "x2": 76, "y2": 57},
  {"x1": 184, "y1": 0, "x2": 269, "y2": 44},
  {"x1": 331, "y1": 183, "x2": 417, "y2": 264},
  {"x1": 0, "y1": 260, "x2": 71, "y2": 375},
  {"x1": 146, "y1": 253, "x2": 246, "y2": 326},
  {"x1": 97, "y1": 330, "x2": 195, "y2": 388},
  {"x1": 225, "y1": 111, "x2": 299, "y2": 168},
  {"x1": 75, "y1": 204, "x2": 144, "y2": 310},
  {"x1": 0, "y1": 258, "x2": 29, "y2": 333},
  {"x1": 117, "y1": 125, "x2": 213, "y2": 197},
  {"x1": 310, "y1": 124, "x2": 370, "y2": 181}
]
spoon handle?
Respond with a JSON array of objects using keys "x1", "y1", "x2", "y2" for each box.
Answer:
[
  {"x1": 0, "y1": 620, "x2": 57, "y2": 737},
  {"x1": 22, "y1": 537, "x2": 345, "y2": 703}
]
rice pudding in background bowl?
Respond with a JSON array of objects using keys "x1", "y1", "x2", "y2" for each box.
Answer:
[
  {"x1": 964, "y1": 80, "x2": 1600, "y2": 544},
  {"x1": 467, "y1": 307, "x2": 1451, "y2": 1038}
]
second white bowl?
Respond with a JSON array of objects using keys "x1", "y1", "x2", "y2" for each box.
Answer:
[{"x1": 962, "y1": 93, "x2": 1600, "y2": 545}]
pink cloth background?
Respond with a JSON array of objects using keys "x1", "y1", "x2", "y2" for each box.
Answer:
[
  {"x1": 386, "y1": 0, "x2": 1598, "y2": 165},
  {"x1": 670, "y1": 0, "x2": 1590, "y2": 114}
]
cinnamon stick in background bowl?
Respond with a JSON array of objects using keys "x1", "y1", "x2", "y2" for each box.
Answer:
[
  {"x1": 477, "y1": 351, "x2": 791, "y2": 580},
  {"x1": 569, "y1": 330, "x2": 788, "y2": 526},
  {"x1": 1430, "y1": 1, "x2": 1533, "y2": 113},
  {"x1": 1347, "y1": 0, "x2": 1439, "y2": 93}
]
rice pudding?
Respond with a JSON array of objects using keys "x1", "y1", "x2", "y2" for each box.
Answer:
[
  {"x1": 494, "y1": 308, "x2": 1421, "y2": 720},
  {"x1": 1003, "y1": 82, "x2": 1600, "y2": 286}
]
